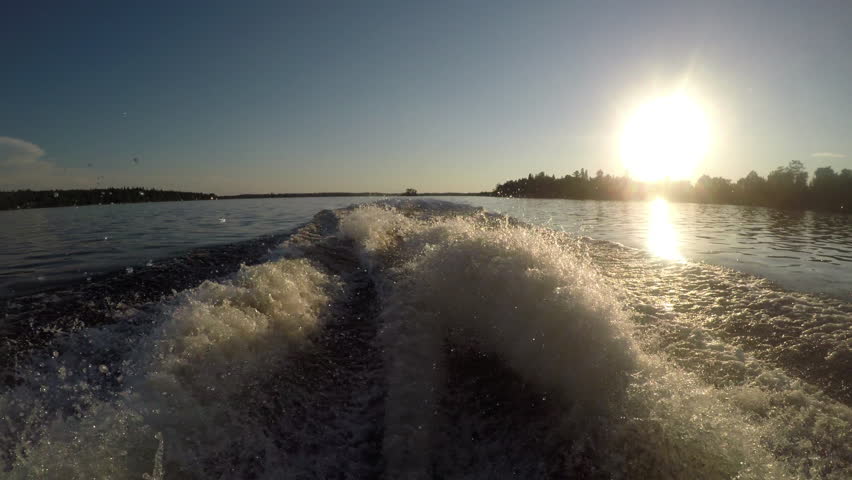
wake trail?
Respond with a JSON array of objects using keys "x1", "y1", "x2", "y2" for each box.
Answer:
[
  {"x1": 2, "y1": 200, "x2": 850, "y2": 479},
  {"x1": 242, "y1": 236, "x2": 386, "y2": 478}
]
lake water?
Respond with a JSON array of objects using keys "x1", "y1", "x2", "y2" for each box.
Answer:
[
  {"x1": 0, "y1": 197, "x2": 374, "y2": 297},
  {"x1": 458, "y1": 197, "x2": 852, "y2": 300},
  {"x1": 1, "y1": 198, "x2": 850, "y2": 478},
  {"x1": 1, "y1": 196, "x2": 850, "y2": 299}
]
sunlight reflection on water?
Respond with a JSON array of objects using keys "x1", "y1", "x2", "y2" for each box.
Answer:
[
  {"x1": 458, "y1": 197, "x2": 851, "y2": 299},
  {"x1": 647, "y1": 197, "x2": 684, "y2": 261},
  {"x1": 2, "y1": 196, "x2": 852, "y2": 299}
]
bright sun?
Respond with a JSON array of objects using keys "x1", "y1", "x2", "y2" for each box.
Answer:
[{"x1": 620, "y1": 93, "x2": 710, "y2": 182}]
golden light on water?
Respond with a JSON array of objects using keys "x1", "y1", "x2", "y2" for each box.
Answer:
[
  {"x1": 620, "y1": 93, "x2": 711, "y2": 182},
  {"x1": 647, "y1": 197, "x2": 683, "y2": 261}
]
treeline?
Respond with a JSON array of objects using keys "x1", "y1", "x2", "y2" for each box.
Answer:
[
  {"x1": 219, "y1": 190, "x2": 488, "y2": 200},
  {"x1": 219, "y1": 192, "x2": 389, "y2": 199},
  {"x1": 494, "y1": 161, "x2": 851, "y2": 213},
  {"x1": 0, "y1": 188, "x2": 216, "y2": 210}
]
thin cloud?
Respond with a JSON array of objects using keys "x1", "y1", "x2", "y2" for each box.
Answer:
[
  {"x1": 0, "y1": 136, "x2": 48, "y2": 167},
  {"x1": 0, "y1": 140, "x2": 220, "y2": 191},
  {"x1": 0, "y1": 136, "x2": 76, "y2": 190},
  {"x1": 811, "y1": 152, "x2": 846, "y2": 159}
]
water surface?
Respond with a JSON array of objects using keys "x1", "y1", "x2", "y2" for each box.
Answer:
[
  {"x1": 457, "y1": 197, "x2": 852, "y2": 299},
  {"x1": 0, "y1": 197, "x2": 375, "y2": 296},
  {"x1": 1, "y1": 200, "x2": 850, "y2": 478},
  {"x1": 1, "y1": 196, "x2": 850, "y2": 298}
]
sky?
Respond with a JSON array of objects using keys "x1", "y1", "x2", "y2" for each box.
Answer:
[{"x1": 2, "y1": 0, "x2": 851, "y2": 194}]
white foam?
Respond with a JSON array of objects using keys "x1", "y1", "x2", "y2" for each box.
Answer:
[
  {"x1": 338, "y1": 205, "x2": 635, "y2": 475},
  {"x1": 4, "y1": 201, "x2": 850, "y2": 478},
  {"x1": 6, "y1": 257, "x2": 339, "y2": 478},
  {"x1": 337, "y1": 203, "x2": 831, "y2": 478}
]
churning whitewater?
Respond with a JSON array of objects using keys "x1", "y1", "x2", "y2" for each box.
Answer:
[{"x1": 1, "y1": 200, "x2": 850, "y2": 478}]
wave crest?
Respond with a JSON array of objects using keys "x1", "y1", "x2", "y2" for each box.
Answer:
[{"x1": 7, "y1": 257, "x2": 339, "y2": 478}]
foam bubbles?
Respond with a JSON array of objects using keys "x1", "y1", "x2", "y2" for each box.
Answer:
[
  {"x1": 6, "y1": 257, "x2": 339, "y2": 477},
  {"x1": 4, "y1": 201, "x2": 850, "y2": 478},
  {"x1": 338, "y1": 202, "x2": 846, "y2": 478}
]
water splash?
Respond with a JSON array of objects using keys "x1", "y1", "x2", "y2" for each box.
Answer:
[{"x1": 2, "y1": 201, "x2": 849, "y2": 478}]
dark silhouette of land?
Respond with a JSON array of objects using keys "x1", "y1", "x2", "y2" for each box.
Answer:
[
  {"x1": 494, "y1": 161, "x2": 851, "y2": 213},
  {"x1": 0, "y1": 188, "x2": 487, "y2": 210},
  {"x1": 3, "y1": 161, "x2": 849, "y2": 213},
  {"x1": 217, "y1": 191, "x2": 481, "y2": 200},
  {"x1": 0, "y1": 188, "x2": 216, "y2": 211}
]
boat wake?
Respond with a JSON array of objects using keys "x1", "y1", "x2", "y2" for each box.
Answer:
[{"x1": 1, "y1": 200, "x2": 850, "y2": 478}]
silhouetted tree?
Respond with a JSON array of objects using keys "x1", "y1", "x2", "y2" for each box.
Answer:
[
  {"x1": 736, "y1": 171, "x2": 768, "y2": 206},
  {"x1": 766, "y1": 160, "x2": 809, "y2": 207},
  {"x1": 0, "y1": 188, "x2": 216, "y2": 210},
  {"x1": 493, "y1": 160, "x2": 851, "y2": 213}
]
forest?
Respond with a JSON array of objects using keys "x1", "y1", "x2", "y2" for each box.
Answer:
[
  {"x1": 494, "y1": 161, "x2": 851, "y2": 213},
  {"x1": 0, "y1": 188, "x2": 216, "y2": 210}
]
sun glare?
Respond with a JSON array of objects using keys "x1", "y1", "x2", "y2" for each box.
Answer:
[{"x1": 620, "y1": 93, "x2": 710, "y2": 182}]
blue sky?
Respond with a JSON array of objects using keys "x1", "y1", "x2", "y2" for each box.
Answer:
[{"x1": 2, "y1": 0, "x2": 851, "y2": 194}]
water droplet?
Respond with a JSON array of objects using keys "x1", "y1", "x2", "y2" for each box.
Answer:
[
  {"x1": 99, "y1": 365, "x2": 109, "y2": 374},
  {"x1": 126, "y1": 267, "x2": 134, "y2": 274}
]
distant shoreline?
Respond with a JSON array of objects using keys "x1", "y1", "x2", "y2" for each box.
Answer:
[
  {"x1": 494, "y1": 162, "x2": 851, "y2": 214},
  {"x1": 218, "y1": 192, "x2": 489, "y2": 200},
  {"x1": 3, "y1": 185, "x2": 851, "y2": 215},
  {"x1": 0, "y1": 188, "x2": 491, "y2": 211}
]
